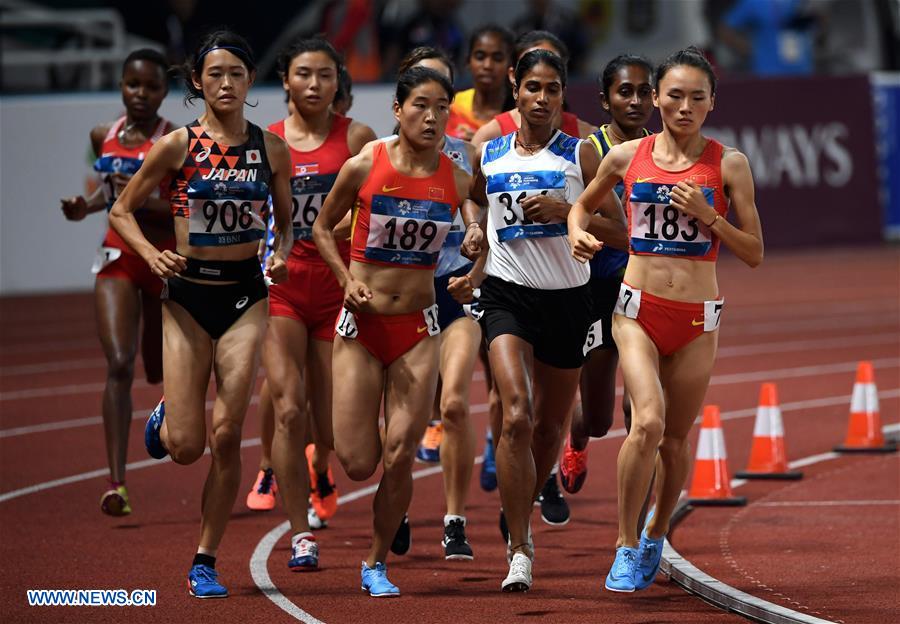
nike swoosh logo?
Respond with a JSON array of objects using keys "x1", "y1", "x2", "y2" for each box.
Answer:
[
  {"x1": 691, "y1": 319, "x2": 704, "y2": 326},
  {"x1": 381, "y1": 185, "x2": 403, "y2": 193},
  {"x1": 636, "y1": 177, "x2": 656, "y2": 183},
  {"x1": 416, "y1": 326, "x2": 428, "y2": 334}
]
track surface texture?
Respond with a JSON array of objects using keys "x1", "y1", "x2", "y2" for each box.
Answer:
[{"x1": 1, "y1": 246, "x2": 897, "y2": 623}]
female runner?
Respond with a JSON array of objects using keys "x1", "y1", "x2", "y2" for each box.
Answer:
[
  {"x1": 313, "y1": 66, "x2": 473, "y2": 597},
  {"x1": 110, "y1": 30, "x2": 292, "y2": 598},
  {"x1": 61, "y1": 49, "x2": 173, "y2": 517},
  {"x1": 567, "y1": 46, "x2": 763, "y2": 593}
]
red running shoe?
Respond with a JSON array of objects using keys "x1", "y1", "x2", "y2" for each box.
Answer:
[
  {"x1": 559, "y1": 436, "x2": 588, "y2": 494},
  {"x1": 306, "y1": 444, "x2": 338, "y2": 520}
]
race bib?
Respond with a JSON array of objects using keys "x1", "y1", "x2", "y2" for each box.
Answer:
[
  {"x1": 364, "y1": 195, "x2": 453, "y2": 266},
  {"x1": 335, "y1": 308, "x2": 358, "y2": 338},
  {"x1": 422, "y1": 304, "x2": 441, "y2": 336},
  {"x1": 704, "y1": 298, "x2": 725, "y2": 331},
  {"x1": 614, "y1": 283, "x2": 641, "y2": 319},
  {"x1": 463, "y1": 288, "x2": 483, "y2": 321},
  {"x1": 290, "y1": 173, "x2": 336, "y2": 241},
  {"x1": 186, "y1": 180, "x2": 267, "y2": 246},
  {"x1": 94, "y1": 155, "x2": 143, "y2": 209},
  {"x1": 583, "y1": 319, "x2": 603, "y2": 356},
  {"x1": 487, "y1": 171, "x2": 568, "y2": 242},
  {"x1": 629, "y1": 182, "x2": 714, "y2": 257},
  {"x1": 90, "y1": 246, "x2": 122, "y2": 274}
]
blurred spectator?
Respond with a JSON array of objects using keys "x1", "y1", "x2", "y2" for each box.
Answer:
[
  {"x1": 319, "y1": 0, "x2": 383, "y2": 82},
  {"x1": 512, "y1": 0, "x2": 589, "y2": 74},
  {"x1": 717, "y1": 0, "x2": 822, "y2": 75},
  {"x1": 380, "y1": 0, "x2": 465, "y2": 80}
]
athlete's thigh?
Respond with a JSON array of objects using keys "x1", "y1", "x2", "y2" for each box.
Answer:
[
  {"x1": 580, "y1": 347, "x2": 619, "y2": 417},
  {"x1": 660, "y1": 330, "x2": 718, "y2": 440},
  {"x1": 139, "y1": 288, "x2": 164, "y2": 382},
  {"x1": 332, "y1": 336, "x2": 385, "y2": 464},
  {"x1": 439, "y1": 318, "x2": 482, "y2": 401},
  {"x1": 306, "y1": 337, "x2": 335, "y2": 447},
  {"x1": 211, "y1": 300, "x2": 267, "y2": 426},
  {"x1": 533, "y1": 360, "x2": 581, "y2": 429},
  {"x1": 161, "y1": 300, "x2": 214, "y2": 442},
  {"x1": 262, "y1": 315, "x2": 309, "y2": 411},
  {"x1": 94, "y1": 277, "x2": 142, "y2": 363},
  {"x1": 611, "y1": 315, "x2": 663, "y2": 428},
  {"x1": 487, "y1": 334, "x2": 535, "y2": 414},
  {"x1": 385, "y1": 335, "x2": 441, "y2": 447}
]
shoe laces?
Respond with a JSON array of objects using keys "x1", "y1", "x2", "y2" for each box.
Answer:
[
  {"x1": 562, "y1": 443, "x2": 587, "y2": 476},
  {"x1": 615, "y1": 549, "x2": 637, "y2": 577},
  {"x1": 445, "y1": 519, "x2": 466, "y2": 544},
  {"x1": 293, "y1": 536, "x2": 318, "y2": 558},
  {"x1": 257, "y1": 468, "x2": 274, "y2": 495},
  {"x1": 509, "y1": 553, "x2": 531, "y2": 577},
  {"x1": 422, "y1": 423, "x2": 443, "y2": 449},
  {"x1": 315, "y1": 471, "x2": 334, "y2": 498},
  {"x1": 192, "y1": 565, "x2": 218, "y2": 584}
]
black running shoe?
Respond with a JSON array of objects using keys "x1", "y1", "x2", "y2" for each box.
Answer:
[
  {"x1": 390, "y1": 514, "x2": 411, "y2": 555},
  {"x1": 538, "y1": 474, "x2": 570, "y2": 525},
  {"x1": 499, "y1": 509, "x2": 509, "y2": 544},
  {"x1": 442, "y1": 518, "x2": 474, "y2": 560}
]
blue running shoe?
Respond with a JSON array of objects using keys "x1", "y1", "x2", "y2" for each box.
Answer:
[
  {"x1": 188, "y1": 564, "x2": 227, "y2": 599},
  {"x1": 605, "y1": 546, "x2": 638, "y2": 593},
  {"x1": 415, "y1": 421, "x2": 442, "y2": 463},
  {"x1": 288, "y1": 533, "x2": 319, "y2": 572},
  {"x1": 360, "y1": 562, "x2": 399, "y2": 597},
  {"x1": 480, "y1": 430, "x2": 497, "y2": 492},
  {"x1": 634, "y1": 530, "x2": 665, "y2": 590},
  {"x1": 145, "y1": 397, "x2": 168, "y2": 459}
]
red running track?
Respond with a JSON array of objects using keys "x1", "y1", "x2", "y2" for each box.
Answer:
[{"x1": 0, "y1": 246, "x2": 897, "y2": 623}]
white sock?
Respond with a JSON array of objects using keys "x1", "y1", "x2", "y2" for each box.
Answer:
[
  {"x1": 444, "y1": 514, "x2": 465, "y2": 526},
  {"x1": 550, "y1": 464, "x2": 559, "y2": 476},
  {"x1": 291, "y1": 531, "x2": 314, "y2": 547},
  {"x1": 196, "y1": 546, "x2": 216, "y2": 557}
]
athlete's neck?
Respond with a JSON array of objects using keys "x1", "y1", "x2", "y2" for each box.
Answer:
[
  {"x1": 517, "y1": 116, "x2": 554, "y2": 153},
  {"x1": 392, "y1": 134, "x2": 440, "y2": 175},
  {"x1": 655, "y1": 129, "x2": 707, "y2": 161},
  {"x1": 608, "y1": 120, "x2": 645, "y2": 143},
  {"x1": 286, "y1": 107, "x2": 332, "y2": 139},
  {"x1": 199, "y1": 110, "x2": 248, "y2": 144},
  {"x1": 122, "y1": 114, "x2": 161, "y2": 139},
  {"x1": 472, "y1": 87, "x2": 506, "y2": 121}
]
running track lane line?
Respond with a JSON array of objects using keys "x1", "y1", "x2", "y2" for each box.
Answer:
[
  {"x1": 660, "y1": 422, "x2": 900, "y2": 624},
  {"x1": 244, "y1": 401, "x2": 900, "y2": 623},
  {"x1": 1, "y1": 389, "x2": 898, "y2": 502}
]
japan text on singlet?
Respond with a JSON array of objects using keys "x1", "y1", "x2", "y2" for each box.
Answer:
[
  {"x1": 169, "y1": 120, "x2": 270, "y2": 247},
  {"x1": 623, "y1": 135, "x2": 727, "y2": 261},
  {"x1": 350, "y1": 140, "x2": 459, "y2": 270},
  {"x1": 268, "y1": 115, "x2": 352, "y2": 263},
  {"x1": 94, "y1": 116, "x2": 172, "y2": 253},
  {"x1": 481, "y1": 130, "x2": 589, "y2": 290}
]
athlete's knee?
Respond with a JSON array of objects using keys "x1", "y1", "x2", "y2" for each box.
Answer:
[
  {"x1": 273, "y1": 402, "x2": 308, "y2": 436},
  {"x1": 382, "y1": 434, "x2": 416, "y2": 474},
  {"x1": 628, "y1": 418, "x2": 664, "y2": 450},
  {"x1": 336, "y1": 445, "x2": 377, "y2": 481},
  {"x1": 166, "y1": 431, "x2": 205, "y2": 465},
  {"x1": 659, "y1": 433, "x2": 690, "y2": 459},
  {"x1": 209, "y1": 419, "x2": 242, "y2": 459},
  {"x1": 105, "y1": 351, "x2": 136, "y2": 383},
  {"x1": 501, "y1": 394, "x2": 534, "y2": 445},
  {"x1": 440, "y1": 395, "x2": 469, "y2": 430}
]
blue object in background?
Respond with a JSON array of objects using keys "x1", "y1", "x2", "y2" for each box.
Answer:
[{"x1": 872, "y1": 73, "x2": 900, "y2": 240}]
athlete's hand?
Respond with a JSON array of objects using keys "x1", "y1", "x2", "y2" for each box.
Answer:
[
  {"x1": 521, "y1": 194, "x2": 568, "y2": 223},
  {"x1": 265, "y1": 254, "x2": 288, "y2": 285},
  {"x1": 669, "y1": 181, "x2": 716, "y2": 224},
  {"x1": 447, "y1": 274, "x2": 475, "y2": 304},
  {"x1": 148, "y1": 249, "x2": 187, "y2": 278},
  {"x1": 461, "y1": 223, "x2": 483, "y2": 260},
  {"x1": 569, "y1": 228, "x2": 603, "y2": 264},
  {"x1": 61, "y1": 196, "x2": 89, "y2": 221},
  {"x1": 343, "y1": 277, "x2": 373, "y2": 312}
]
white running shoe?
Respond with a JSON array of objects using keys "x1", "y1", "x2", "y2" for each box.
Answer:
[{"x1": 501, "y1": 552, "x2": 533, "y2": 592}]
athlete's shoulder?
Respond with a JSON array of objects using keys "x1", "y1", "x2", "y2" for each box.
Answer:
[
  {"x1": 482, "y1": 132, "x2": 514, "y2": 165},
  {"x1": 720, "y1": 144, "x2": 751, "y2": 177},
  {"x1": 547, "y1": 131, "x2": 580, "y2": 163},
  {"x1": 347, "y1": 119, "x2": 378, "y2": 154},
  {"x1": 471, "y1": 118, "x2": 501, "y2": 147}
]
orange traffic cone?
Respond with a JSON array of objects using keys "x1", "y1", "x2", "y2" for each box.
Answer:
[
  {"x1": 688, "y1": 405, "x2": 746, "y2": 506},
  {"x1": 736, "y1": 383, "x2": 803, "y2": 480},
  {"x1": 834, "y1": 362, "x2": 897, "y2": 453}
]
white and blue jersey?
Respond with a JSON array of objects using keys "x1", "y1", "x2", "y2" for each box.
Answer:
[
  {"x1": 436, "y1": 134, "x2": 473, "y2": 278},
  {"x1": 482, "y1": 131, "x2": 589, "y2": 290}
]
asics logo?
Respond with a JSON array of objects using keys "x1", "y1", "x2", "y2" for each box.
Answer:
[
  {"x1": 195, "y1": 147, "x2": 211, "y2": 163},
  {"x1": 691, "y1": 319, "x2": 704, "y2": 326},
  {"x1": 381, "y1": 185, "x2": 403, "y2": 193},
  {"x1": 235, "y1": 296, "x2": 249, "y2": 310}
]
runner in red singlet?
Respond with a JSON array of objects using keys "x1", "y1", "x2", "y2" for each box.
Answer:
[
  {"x1": 60, "y1": 49, "x2": 173, "y2": 517},
  {"x1": 568, "y1": 47, "x2": 763, "y2": 593}
]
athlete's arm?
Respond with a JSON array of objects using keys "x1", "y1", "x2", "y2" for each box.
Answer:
[
  {"x1": 313, "y1": 149, "x2": 373, "y2": 310},
  {"x1": 580, "y1": 141, "x2": 628, "y2": 250},
  {"x1": 471, "y1": 119, "x2": 502, "y2": 148},
  {"x1": 109, "y1": 129, "x2": 187, "y2": 277},
  {"x1": 61, "y1": 124, "x2": 114, "y2": 220},
  {"x1": 671, "y1": 147, "x2": 763, "y2": 267},
  {"x1": 567, "y1": 141, "x2": 634, "y2": 263},
  {"x1": 332, "y1": 122, "x2": 379, "y2": 240},
  {"x1": 264, "y1": 130, "x2": 294, "y2": 284},
  {"x1": 461, "y1": 145, "x2": 488, "y2": 258}
]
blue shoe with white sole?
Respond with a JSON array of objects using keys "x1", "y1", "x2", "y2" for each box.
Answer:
[
  {"x1": 634, "y1": 530, "x2": 665, "y2": 590},
  {"x1": 145, "y1": 397, "x2": 168, "y2": 459},
  {"x1": 188, "y1": 564, "x2": 227, "y2": 599},
  {"x1": 605, "y1": 546, "x2": 638, "y2": 593},
  {"x1": 361, "y1": 561, "x2": 399, "y2": 597}
]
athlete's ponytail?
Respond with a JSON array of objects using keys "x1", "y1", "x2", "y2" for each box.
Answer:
[
  {"x1": 514, "y1": 49, "x2": 567, "y2": 89},
  {"x1": 655, "y1": 46, "x2": 716, "y2": 95},
  {"x1": 181, "y1": 29, "x2": 256, "y2": 104}
]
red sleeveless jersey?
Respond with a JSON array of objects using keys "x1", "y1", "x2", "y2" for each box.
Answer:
[
  {"x1": 623, "y1": 135, "x2": 727, "y2": 262},
  {"x1": 95, "y1": 116, "x2": 172, "y2": 253},
  {"x1": 269, "y1": 114, "x2": 353, "y2": 263},
  {"x1": 495, "y1": 110, "x2": 580, "y2": 137},
  {"x1": 350, "y1": 141, "x2": 460, "y2": 270}
]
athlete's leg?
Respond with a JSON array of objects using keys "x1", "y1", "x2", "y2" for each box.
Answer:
[
  {"x1": 489, "y1": 334, "x2": 535, "y2": 556},
  {"x1": 439, "y1": 318, "x2": 481, "y2": 516},
  {"x1": 94, "y1": 278, "x2": 142, "y2": 483},
  {"x1": 611, "y1": 315, "x2": 664, "y2": 548},
  {"x1": 139, "y1": 287, "x2": 164, "y2": 384},
  {"x1": 331, "y1": 336, "x2": 386, "y2": 481},
  {"x1": 307, "y1": 337, "x2": 336, "y2": 471},
  {"x1": 257, "y1": 381, "x2": 274, "y2": 471},
  {"x1": 158, "y1": 301, "x2": 213, "y2": 465},
  {"x1": 531, "y1": 361, "x2": 580, "y2": 500},
  {"x1": 648, "y1": 331, "x2": 718, "y2": 539},
  {"x1": 264, "y1": 316, "x2": 313, "y2": 536},
  {"x1": 198, "y1": 301, "x2": 267, "y2": 553},
  {"x1": 367, "y1": 335, "x2": 440, "y2": 567},
  {"x1": 576, "y1": 348, "x2": 618, "y2": 443}
]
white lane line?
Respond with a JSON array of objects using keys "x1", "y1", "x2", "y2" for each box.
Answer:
[
  {"x1": 753, "y1": 500, "x2": 900, "y2": 508},
  {"x1": 249, "y1": 464, "x2": 444, "y2": 623}
]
